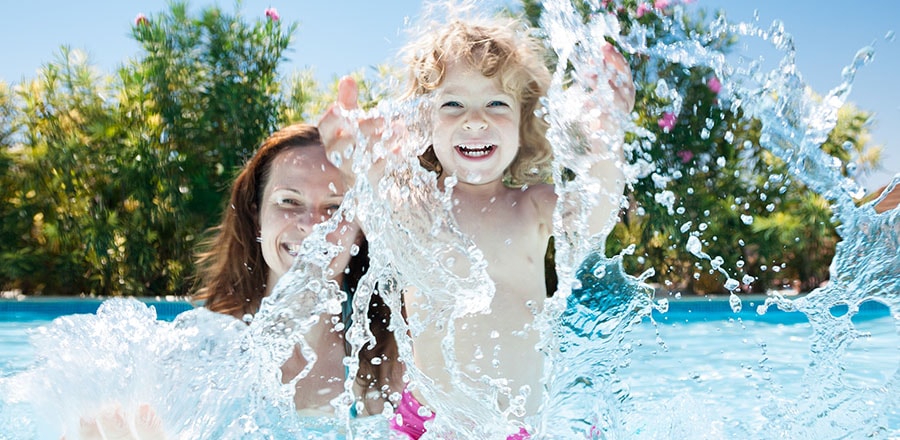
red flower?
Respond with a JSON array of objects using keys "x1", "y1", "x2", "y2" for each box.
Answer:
[
  {"x1": 134, "y1": 13, "x2": 149, "y2": 27},
  {"x1": 707, "y1": 76, "x2": 722, "y2": 94},
  {"x1": 264, "y1": 7, "x2": 280, "y2": 21},
  {"x1": 657, "y1": 112, "x2": 677, "y2": 132},
  {"x1": 636, "y1": 3, "x2": 650, "y2": 17}
]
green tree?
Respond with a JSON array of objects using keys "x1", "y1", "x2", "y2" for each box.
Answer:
[
  {"x1": 0, "y1": 3, "x2": 302, "y2": 296},
  {"x1": 518, "y1": 0, "x2": 881, "y2": 294}
]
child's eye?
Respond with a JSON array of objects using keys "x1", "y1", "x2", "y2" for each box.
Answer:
[
  {"x1": 441, "y1": 101, "x2": 463, "y2": 108},
  {"x1": 488, "y1": 100, "x2": 509, "y2": 107}
]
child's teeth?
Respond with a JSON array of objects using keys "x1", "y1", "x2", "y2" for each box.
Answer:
[{"x1": 459, "y1": 144, "x2": 493, "y2": 157}]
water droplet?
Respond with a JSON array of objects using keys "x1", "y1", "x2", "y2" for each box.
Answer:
[
  {"x1": 329, "y1": 151, "x2": 343, "y2": 168},
  {"x1": 729, "y1": 293, "x2": 742, "y2": 313},
  {"x1": 716, "y1": 156, "x2": 726, "y2": 167},
  {"x1": 680, "y1": 221, "x2": 693, "y2": 233},
  {"x1": 742, "y1": 274, "x2": 755, "y2": 285},
  {"x1": 686, "y1": 235, "x2": 703, "y2": 257},
  {"x1": 724, "y1": 278, "x2": 740, "y2": 291},
  {"x1": 741, "y1": 214, "x2": 754, "y2": 225}
]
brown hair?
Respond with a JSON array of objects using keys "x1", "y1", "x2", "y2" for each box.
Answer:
[
  {"x1": 192, "y1": 123, "x2": 324, "y2": 317},
  {"x1": 191, "y1": 122, "x2": 399, "y2": 408},
  {"x1": 405, "y1": 18, "x2": 554, "y2": 186}
]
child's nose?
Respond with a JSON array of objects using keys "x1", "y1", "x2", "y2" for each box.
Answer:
[{"x1": 463, "y1": 112, "x2": 488, "y2": 130}]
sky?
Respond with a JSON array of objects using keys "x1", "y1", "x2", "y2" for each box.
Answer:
[{"x1": 1, "y1": 0, "x2": 897, "y2": 193}]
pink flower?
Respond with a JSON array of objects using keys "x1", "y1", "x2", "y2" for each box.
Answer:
[
  {"x1": 654, "y1": 0, "x2": 671, "y2": 9},
  {"x1": 602, "y1": 0, "x2": 613, "y2": 7},
  {"x1": 265, "y1": 7, "x2": 280, "y2": 21},
  {"x1": 707, "y1": 76, "x2": 722, "y2": 94},
  {"x1": 657, "y1": 112, "x2": 677, "y2": 131},
  {"x1": 134, "y1": 13, "x2": 149, "y2": 27},
  {"x1": 636, "y1": 3, "x2": 650, "y2": 18},
  {"x1": 677, "y1": 150, "x2": 694, "y2": 163}
]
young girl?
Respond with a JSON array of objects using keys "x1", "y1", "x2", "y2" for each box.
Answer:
[{"x1": 320, "y1": 17, "x2": 634, "y2": 437}]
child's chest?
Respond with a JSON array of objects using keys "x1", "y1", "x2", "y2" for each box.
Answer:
[{"x1": 453, "y1": 195, "x2": 549, "y2": 299}]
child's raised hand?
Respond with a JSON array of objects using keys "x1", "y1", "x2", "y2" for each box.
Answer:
[
  {"x1": 318, "y1": 76, "x2": 404, "y2": 183},
  {"x1": 600, "y1": 42, "x2": 635, "y2": 112},
  {"x1": 318, "y1": 76, "x2": 361, "y2": 169},
  {"x1": 579, "y1": 42, "x2": 635, "y2": 115}
]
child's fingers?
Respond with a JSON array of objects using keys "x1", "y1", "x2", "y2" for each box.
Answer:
[
  {"x1": 358, "y1": 116, "x2": 385, "y2": 141},
  {"x1": 337, "y1": 76, "x2": 359, "y2": 111},
  {"x1": 96, "y1": 407, "x2": 134, "y2": 440},
  {"x1": 76, "y1": 417, "x2": 103, "y2": 440},
  {"x1": 318, "y1": 104, "x2": 347, "y2": 146},
  {"x1": 133, "y1": 404, "x2": 167, "y2": 440},
  {"x1": 601, "y1": 44, "x2": 635, "y2": 110}
]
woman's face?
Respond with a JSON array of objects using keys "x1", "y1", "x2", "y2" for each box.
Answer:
[{"x1": 258, "y1": 145, "x2": 360, "y2": 291}]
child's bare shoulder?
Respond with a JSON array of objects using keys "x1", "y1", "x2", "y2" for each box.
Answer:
[{"x1": 513, "y1": 182, "x2": 556, "y2": 219}]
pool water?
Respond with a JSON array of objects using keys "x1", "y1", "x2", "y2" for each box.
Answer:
[
  {"x1": 2, "y1": 297, "x2": 895, "y2": 439},
  {"x1": 623, "y1": 309, "x2": 898, "y2": 438},
  {"x1": 0, "y1": 298, "x2": 193, "y2": 378}
]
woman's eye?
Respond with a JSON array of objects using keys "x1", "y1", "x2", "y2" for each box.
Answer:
[
  {"x1": 277, "y1": 198, "x2": 301, "y2": 207},
  {"x1": 325, "y1": 205, "x2": 341, "y2": 215}
]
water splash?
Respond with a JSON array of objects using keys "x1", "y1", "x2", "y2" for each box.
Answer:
[{"x1": 1, "y1": 1, "x2": 898, "y2": 438}]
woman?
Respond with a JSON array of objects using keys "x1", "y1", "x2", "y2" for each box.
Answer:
[{"x1": 75, "y1": 123, "x2": 400, "y2": 438}]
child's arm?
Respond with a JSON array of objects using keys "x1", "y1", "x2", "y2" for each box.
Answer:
[{"x1": 583, "y1": 43, "x2": 635, "y2": 239}]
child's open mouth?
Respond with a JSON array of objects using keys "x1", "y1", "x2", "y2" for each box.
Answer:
[{"x1": 455, "y1": 144, "x2": 495, "y2": 158}]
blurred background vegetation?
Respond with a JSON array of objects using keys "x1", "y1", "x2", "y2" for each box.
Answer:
[{"x1": 0, "y1": 0, "x2": 881, "y2": 297}]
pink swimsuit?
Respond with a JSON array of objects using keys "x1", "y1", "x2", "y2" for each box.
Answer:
[{"x1": 389, "y1": 389, "x2": 530, "y2": 439}]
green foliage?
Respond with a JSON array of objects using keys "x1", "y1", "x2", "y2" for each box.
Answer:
[
  {"x1": 0, "y1": 1, "x2": 883, "y2": 297},
  {"x1": 520, "y1": 0, "x2": 881, "y2": 295},
  {"x1": 0, "y1": 3, "x2": 303, "y2": 296}
]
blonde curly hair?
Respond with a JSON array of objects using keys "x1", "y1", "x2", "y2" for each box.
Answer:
[{"x1": 403, "y1": 17, "x2": 553, "y2": 187}]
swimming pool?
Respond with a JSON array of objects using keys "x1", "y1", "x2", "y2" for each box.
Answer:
[
  {"x1": 1, "y1": 296, "x2": 896, "y2": 438},
  {"x1": 0, "y1": 298, "x2": 194, "y2": 378}
]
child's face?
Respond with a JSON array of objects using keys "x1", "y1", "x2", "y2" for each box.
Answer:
[
  {"x1": 258, "y1": 146, "x2": 360, "y2": 288},
  {"x1": 431, "y1": 62, "x2": 521, "y2": 185}
]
